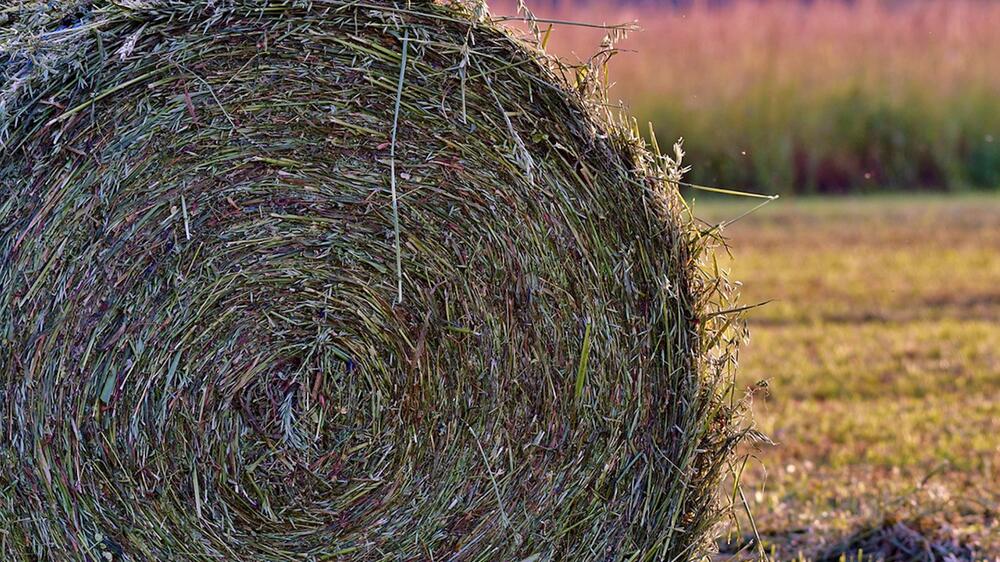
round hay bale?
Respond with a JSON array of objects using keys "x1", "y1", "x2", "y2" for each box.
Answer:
[{"x1": 0, "y1": 1, "x2": 747, "y2": 559}]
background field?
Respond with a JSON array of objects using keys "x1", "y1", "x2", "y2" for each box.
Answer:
[
  {"x1": 496, "y1": 0, "x2": 1000, "y2": 194},
  {"x1": 694, "y1": 196, "x2": 1000, "y2": 558}
]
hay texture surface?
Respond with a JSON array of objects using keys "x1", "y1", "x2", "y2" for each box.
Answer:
[{"x1": 0, "y1": 1, "x2": 746, "y2": 560}]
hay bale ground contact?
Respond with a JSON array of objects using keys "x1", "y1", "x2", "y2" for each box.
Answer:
[{"x1": 0, "y1": 1, "x2": 748, "y2": 559}]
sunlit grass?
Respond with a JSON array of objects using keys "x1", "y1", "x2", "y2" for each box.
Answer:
[{"x1": 697, "y1": 195, "x2": 1000, "y2": 556}]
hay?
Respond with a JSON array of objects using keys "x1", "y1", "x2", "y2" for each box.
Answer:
[
  {"x1": 816, "y1": 520, "x2": 979, "y2": 562},
  {"x1": 0, "y1": 1, "x2": 748, "y2": 559}
]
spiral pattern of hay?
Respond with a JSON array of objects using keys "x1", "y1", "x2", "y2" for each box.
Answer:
[{"x1": 1, "y1": 1, "x2": 746, "y2": 560}]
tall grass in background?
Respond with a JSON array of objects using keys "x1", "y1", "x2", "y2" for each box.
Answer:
[{"x1": 496, "y1": 0, "x2": 1000, "y2": 194}]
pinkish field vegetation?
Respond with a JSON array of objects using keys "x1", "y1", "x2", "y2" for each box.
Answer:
[{"x1": 495, "y1": 0, "x2": 1000, "y2": 193}]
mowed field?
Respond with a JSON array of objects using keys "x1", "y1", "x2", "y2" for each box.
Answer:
[{"x1": 693, "y1": 196, "x2": 1000, "y2": 558}]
